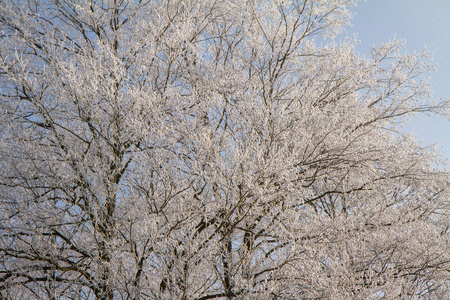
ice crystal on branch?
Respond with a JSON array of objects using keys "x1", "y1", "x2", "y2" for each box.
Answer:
[{"x1": 0, "y1": 0, "x2": 449, "y2": 299}]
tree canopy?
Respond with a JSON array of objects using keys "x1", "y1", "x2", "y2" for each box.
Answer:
[{"x1": 0, "y1": 0, "x2": 449, "y2": 299}]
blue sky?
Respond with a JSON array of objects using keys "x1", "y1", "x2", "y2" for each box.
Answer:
[{"x1": 347, "y1": 0, "x2": 450, "y2": 161}]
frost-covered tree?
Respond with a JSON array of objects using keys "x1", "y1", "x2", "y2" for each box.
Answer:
[{"x1": 1, "y1": 0, "x2": 450, "y2": 299}]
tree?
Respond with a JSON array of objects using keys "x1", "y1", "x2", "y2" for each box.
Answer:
[{"x1": 0, "y1": 0, "x2": 449, "y2": 298}]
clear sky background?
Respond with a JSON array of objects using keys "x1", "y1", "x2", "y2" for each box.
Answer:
[{"x1": 347, "y1": 0, "x2": 450, "y2": 161}]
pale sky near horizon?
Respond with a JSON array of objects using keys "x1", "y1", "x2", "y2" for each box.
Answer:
[{"x1": 347, "y1": 0, "x2": 450, "y2": 162}]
